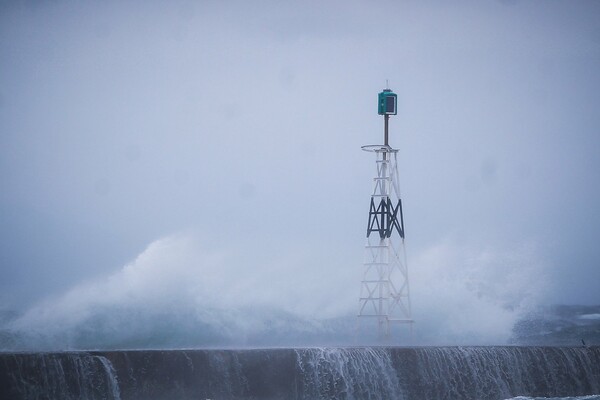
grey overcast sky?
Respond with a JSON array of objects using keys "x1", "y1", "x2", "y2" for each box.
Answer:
[{"x1": 1, "y1": 0, "x2": 599, "y2": 321}]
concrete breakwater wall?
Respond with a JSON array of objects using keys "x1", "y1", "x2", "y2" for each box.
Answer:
[{"x1": 1, "y1": 346, "x2": 599, "y2": 400}]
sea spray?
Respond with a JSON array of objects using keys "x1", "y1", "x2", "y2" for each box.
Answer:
[{"x1": 2, "y1": 235, "x2": 553, "y2": 350}]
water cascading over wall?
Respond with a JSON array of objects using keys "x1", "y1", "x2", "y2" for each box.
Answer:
[
  {"x1": 0, "y1": 352, "x2": 120, "y2": 400},
  {"x1": 1, "y1": 347, "x2": 599, "y2": 400}
]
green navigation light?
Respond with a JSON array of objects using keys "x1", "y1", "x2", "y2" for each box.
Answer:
[{"x1": 378, "y1": 89, "x2": 397, "y2": 116}]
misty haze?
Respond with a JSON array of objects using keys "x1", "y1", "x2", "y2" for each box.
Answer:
[{"x1": 1, "y1": 1, "x2": 599, "y2": 399}]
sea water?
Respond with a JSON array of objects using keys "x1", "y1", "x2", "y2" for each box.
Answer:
[{"x1": 505, "y1": 397, "x2": 600, "y2": 400}]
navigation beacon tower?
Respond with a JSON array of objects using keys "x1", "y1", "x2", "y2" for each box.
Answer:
[{"x1": 358, "y1": 87, "x2": 413, "y2": 339}]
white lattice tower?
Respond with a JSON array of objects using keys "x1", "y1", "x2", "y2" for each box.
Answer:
[{"x1": 358, "y1": 88, "x2": 413, "y2": 340}]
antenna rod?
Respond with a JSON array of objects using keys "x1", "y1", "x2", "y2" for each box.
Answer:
[
  {"x1": 384, "y1": 114, "x2": 389, "y2": 147},
  {"x1": 378, "y1": 87, "x2": 396, "y2": 149}
]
